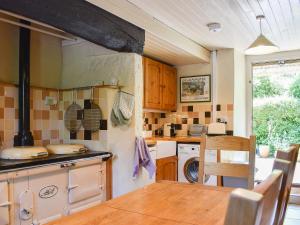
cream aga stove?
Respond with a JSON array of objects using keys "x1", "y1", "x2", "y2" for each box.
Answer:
[{"x1": 0, "y1": 154, "x2": 110, "y2": 225}]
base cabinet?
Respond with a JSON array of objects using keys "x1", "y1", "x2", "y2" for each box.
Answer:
[
  {"x1": 0, "y1": 181, "x2": 9, "y2": 225},
  {"x1": 156, "y1": 156, "x2": 178, "y2": 181}
]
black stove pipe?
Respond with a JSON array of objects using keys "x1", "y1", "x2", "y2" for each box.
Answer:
[{"x1": 14, "y1": 20, "x2": 34, "y2": 146}]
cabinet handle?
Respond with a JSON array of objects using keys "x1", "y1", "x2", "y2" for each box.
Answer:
[{"x1": 0, "y1": 201, "x2": 11, "y2": 207}]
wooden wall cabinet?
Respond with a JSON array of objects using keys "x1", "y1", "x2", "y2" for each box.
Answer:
[
  {"x1": 156, "y1": 156, "x2": 178, "y2": 181},
  {"x1": 143, "y1": 57, "x2": 177, "y2": 111}
]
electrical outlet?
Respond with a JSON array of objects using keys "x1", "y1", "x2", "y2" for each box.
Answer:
[{"x1": 44, "y1": 96, "x2": 57, "y2": 106}]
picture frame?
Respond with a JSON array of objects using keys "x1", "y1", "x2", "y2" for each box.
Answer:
[{"x1": 180, "y1": 75, "x2": 211, "y2": 103}]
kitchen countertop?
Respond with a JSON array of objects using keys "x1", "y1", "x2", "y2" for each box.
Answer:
[
  {"x1": 0, "y1": 151, "x2": 112, "y2": 172},
  {"x1": 145, "y1": 136, "x2": 205, "y2": 145}
]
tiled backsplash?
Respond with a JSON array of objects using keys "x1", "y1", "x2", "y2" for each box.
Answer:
[
  {"x1": 0, "y1": 83, "x2": 63, "y2": 148},
  {"x1": 61, "y1": 88, "x2": 108, "y2": 143},
  {"x1": 143, "y1": 103, "x2": 233, "y2": 136},
  {"x1": 0, "y1": 82, "x2": 109, "y2": 149}
]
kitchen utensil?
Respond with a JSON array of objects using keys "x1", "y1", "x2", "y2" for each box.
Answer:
[
  {"x1": 47, "y1": 144, "x2": 88, "y2": 155},
  {"x1": 82, "y1": 87, "x2": 102, "y2": 132},
  {"x1": 64, "y1": 90, "x2": 82, "y2": 132},
  {"x1": 163, "y1": 123, "x2": 176, "y2": 137},
  {"x1": 0, "y1": 146, "x2": 48, "y2": 160}
]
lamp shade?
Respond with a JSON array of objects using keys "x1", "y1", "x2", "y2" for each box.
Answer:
[{"x1": 245, "y1": 34, "x2": 279, "y2": 55}]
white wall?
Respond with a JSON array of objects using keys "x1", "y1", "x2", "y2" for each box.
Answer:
[
  {"x1": 61, "y1": 40, "x2": 144, "y2": 197},
  {"x1": 234, "y1": 50, "x2": 246, "y2": 136},
  {"x1": 61, "y1": 39, "x2": 123, "y2": 89},
  {"x1": 216, "y1": 49, "x2": 234, "y2": 104},
  {"x1": 245, "y1": 49, "x2": 300, "y2": 136},
  {"x1": 106, "y1": 54, "x2": 145, "y2": 197},
  {"x1": 0, "y1": 21, "x2": 62, "y2": 88}
]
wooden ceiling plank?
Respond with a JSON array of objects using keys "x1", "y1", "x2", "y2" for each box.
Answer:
[
  {"x1": 230, "y1": 0, "x2": 257, "y2": 36},
  {"x1": 217, "y1": 0, "x2": 257, "y2": 38},
  {"x1": 88, "y1": 0, "x2": 210, "y2": 63},
  {"x1": 279, "y1": 0, "x2": 297, "y2": 35},
  {"x1": 268, "y1": 0, "x2": 291, "y2": 40},
  {"x1": 257, "y1": 0, "x2": 283, "y2": 41},
  {"x1": 246, "y1": 0, "x2": 273, "y2": 36}
]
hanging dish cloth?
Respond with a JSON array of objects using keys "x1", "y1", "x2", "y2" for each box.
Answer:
[
  {"x1": 111, "y1": 91, "x2": 134, "y2": 126},
  {"x1": 133, "y1": 137, "x2": 156, "y2": 179}
]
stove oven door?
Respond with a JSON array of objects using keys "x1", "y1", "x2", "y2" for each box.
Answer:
[
  {"x1": 0, "y1": 181, "x2": 10, "y2": 225},
  {"x1": 68, "y1": 163, "x2": 104, "y2": 205}
]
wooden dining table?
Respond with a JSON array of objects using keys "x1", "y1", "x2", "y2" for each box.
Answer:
[{"x1": 47, "y1": 182, "x2": 233, "y2": 225}]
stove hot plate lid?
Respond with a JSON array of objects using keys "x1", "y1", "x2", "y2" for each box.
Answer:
[
  {"x1": 46, "y1": 144, "x2": 88, "y2": 155},
  {"x1": 0, "y1": 146, "x2": 48, "y2": 160}
]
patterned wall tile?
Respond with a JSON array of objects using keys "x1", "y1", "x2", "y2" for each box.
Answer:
[
  {"x1": 143, "y1": 102, "x2": 234, "y2": 136},
  {"x1": 0, "y1": 83, "x2": 63, "y2": 148}
]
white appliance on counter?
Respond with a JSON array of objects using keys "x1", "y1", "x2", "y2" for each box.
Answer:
[
  {"x1": 178, "y1": 143, "x2": 217, "y2": 185},
  {"x1": 0, "y1": 156, "x2": 107, "y2": 225}
]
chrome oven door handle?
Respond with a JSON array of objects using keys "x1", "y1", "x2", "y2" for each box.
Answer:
[
  {"x1": 68, "y1": 185, "x2": 79, "y2": 191},
  {"x1": 0, "y1": 201, "x2": 11, "y2": 207}
]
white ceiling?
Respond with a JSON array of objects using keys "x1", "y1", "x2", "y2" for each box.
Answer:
[
  {"x1": 129, "y1": 0, "x2": 300, "y2": 52},
  {"x1": 89, "y1": 0, "x2": 300, "y2": 65},
  {"x1": 144, "y1": 32, "x2": 204, "y2": 65}
]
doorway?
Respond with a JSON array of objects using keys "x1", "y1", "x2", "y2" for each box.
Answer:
[{"x1": 251, "y1": 60, "x2": 300, "y2": 202}]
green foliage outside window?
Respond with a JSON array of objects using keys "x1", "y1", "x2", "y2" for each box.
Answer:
[
  {"x1": 253, "y1": 74, "x2": 300, "y2": 157},
  {"x1": 289, "y1": 76, "x2": 300, "y2": 99},
  {"x1": 253, "y1": 76, "x2": 283, "y2": 98},
  {"x1": 253, "y1": 101, "x2": 300, "y2": 156}
]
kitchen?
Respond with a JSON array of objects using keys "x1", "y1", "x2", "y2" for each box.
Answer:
[{"x1": 0, "y1": 1, "x2": 300, "y2": 225}]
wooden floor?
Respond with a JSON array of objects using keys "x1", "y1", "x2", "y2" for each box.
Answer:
[{"x1": 284, "y1": 205, "x2": 300, "y2": 225}]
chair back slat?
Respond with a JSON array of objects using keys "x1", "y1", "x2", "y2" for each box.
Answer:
[
  {"x1": 205, "y1": 162, "x2": 249, "y2": 177},
  {"x1": 206, "y1": 136, "x2": 250, "y2": 151},
  {"x1": 273, "y1": 144, "x2": 299, "y2": 225},
  {"x1": 224, "y1": 188, "x2": 263, "y2": 225},
  {"x1": 199, "y1": 135, "x2": 256, "y2": 189},
  {"x1": 272, "y1": 159, "x2": 292, "y2": 225},
  {"x1": 253, "y1": 170, "x2": 283, "y2": 225}
]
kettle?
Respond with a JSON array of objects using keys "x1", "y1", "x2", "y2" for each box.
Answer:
[{"x1": 164, "y1": 123, "x2": 176, "y2": 137}]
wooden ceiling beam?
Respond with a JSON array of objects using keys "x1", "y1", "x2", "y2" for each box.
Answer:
[
  {"x1": 88, "y1": 0, "x2": 211, "y2": 63},
  {"x1": 0, "y1": 0, "x2": 145, "y2": 54}
]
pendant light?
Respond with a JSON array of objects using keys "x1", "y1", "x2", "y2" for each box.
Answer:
[{"x1": 245, "y1": 15, "x2": 279, "y2": 55}]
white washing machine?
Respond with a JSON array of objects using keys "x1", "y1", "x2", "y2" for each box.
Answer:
[{"x1": 178, "y1": 143, "x2": 217, "y2": 185}]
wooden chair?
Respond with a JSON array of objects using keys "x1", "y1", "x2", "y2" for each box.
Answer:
[
  {"x1": 198, "y1": 135, "x2": 256, "y2": 189},
  {"x1": 253, "y1": 170, "x2": 283, "y2": 225},
  {"x1": 273, "y1": 144, "x2": 299, "y2": 225},
  {"x1": 224, "y1": 188, "x2": 264, "y2": 225},
  {"x1": 272, "y1": 159, "x2": 292, "y2": 225}
]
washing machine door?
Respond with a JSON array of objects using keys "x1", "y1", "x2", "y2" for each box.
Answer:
[{"x1": 183, "y1": 157, "x2": 209, "y2": 183}]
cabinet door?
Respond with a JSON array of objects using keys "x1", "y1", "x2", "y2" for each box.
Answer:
[
  {"x1": 156, "y1": 156, "x2": 178, "y2": 181},
  {"x1": 143, "y1": 57, "x2": 162, "y2": 109},
  {"x1": 0, "y1": 181, "x2": 9, "y2": 225},
  {"x1": 161, "y1": 65, "x2": 177, "y2": 111}
]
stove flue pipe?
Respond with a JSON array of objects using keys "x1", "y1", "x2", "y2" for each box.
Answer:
[{"x1": 14, "y1": 20, "x2": 34, "y2": 146}]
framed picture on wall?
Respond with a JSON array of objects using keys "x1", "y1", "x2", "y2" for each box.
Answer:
[{"x1": 180, "y1": 75, "x2": 211, "y2": 103}]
